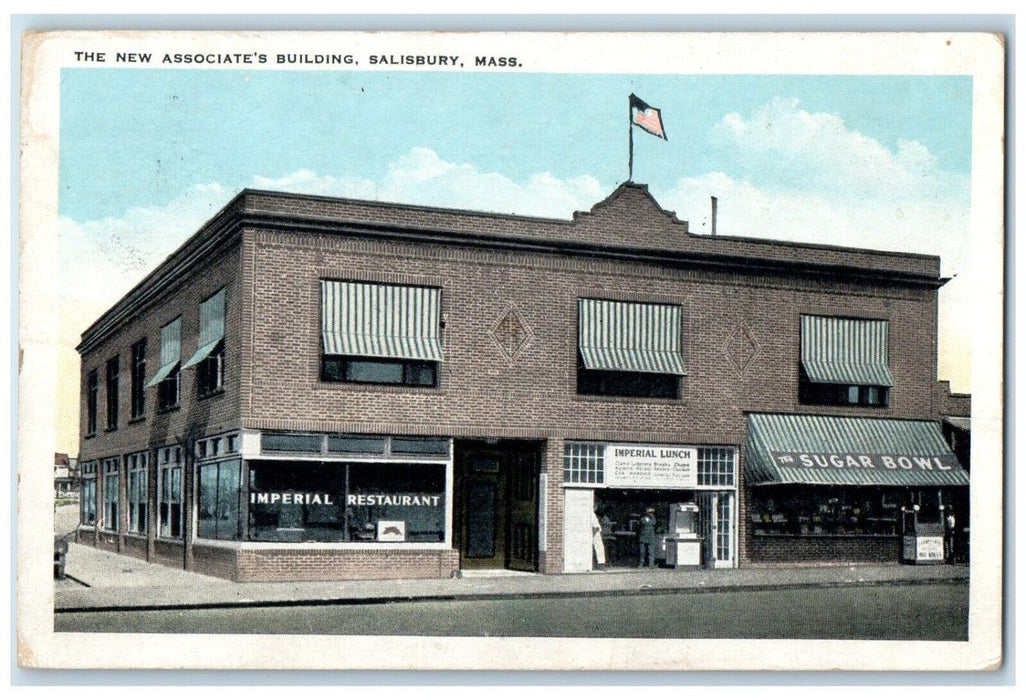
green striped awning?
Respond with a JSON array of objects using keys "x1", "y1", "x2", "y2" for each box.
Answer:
[
  {"x1": 182, "y1": 287, "x2": 226, "y2": 369},
  {"x1": 578, "y1": 298, "x2": 686, "y2": 375},
  {"x1": 746, "y1": 413, "x2": 969, "y2": 487},
  {"x1": 800, "y1": 315, "x2": 893, "y2": 387},
  {"x1": 145, "y1": 317, "x2": 181, "y2": 388},
  {"x1": 321, "y1": 280, "x2": 444, "y2": 361}
]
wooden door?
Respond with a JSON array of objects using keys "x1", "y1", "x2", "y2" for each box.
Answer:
[{"x1": 507, "y1": 448, "x2": 539, "y2": 571}]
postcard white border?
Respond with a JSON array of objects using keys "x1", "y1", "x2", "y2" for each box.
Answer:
[{"x1": 16, "y1": 29, "x2": 1005, "y2": 672}]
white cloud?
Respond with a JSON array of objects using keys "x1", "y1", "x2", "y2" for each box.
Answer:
[
  {"x1": 654, "y1": 171, "x2": 969, "y2": 278},
  {"x1": 711, "y1": 97, "x2": 966, "y2": 202}
]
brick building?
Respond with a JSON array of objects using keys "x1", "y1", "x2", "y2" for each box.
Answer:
[{"x1": 75, "y1": 183, "x2": 969, "y2": 581}]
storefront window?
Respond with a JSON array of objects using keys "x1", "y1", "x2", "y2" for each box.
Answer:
[
  {"x1": 749, "y1": 486, "x2": 902, "y2": 537},
  {"x1": 248, "y1": 461, "x2": 346, "y2": 542},
  {"x1": 197, "y1": 459, "x2": 241, "y2": 540},
  {"x1": 347, "y1": 463, "x2": 445, "y2": 543},
  {"x1": 697, "y1": 448, "x2": 735, "y2": 487},
  {"x1": 328, "y1": 435, "x2": 386, "y2": 455},
  {"x1": 563, "y1": 442, "x2": 605, "y2": 484},
  {"x1": 261, "y1": 432, "x2": 323, "y2": 454},
  {"x1": 80, "y1": 461, "x2": 97, "y2": 526},
  {"x1": 101, "y1": 457, "x2": 120, "y2": 531},
  {"x1": 158, "y1": 446, "x2": 183, "y2": 539},
  {"x1": 127, "y1": 452, "x2": 148, "y2": 534},
  {"x1": 247, "y1": 461, "x2": 446, "y2": 544}
]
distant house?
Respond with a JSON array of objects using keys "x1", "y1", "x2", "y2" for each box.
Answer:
[{"x1": 54, "y1": 452, "x2": 79, "y2": 498}]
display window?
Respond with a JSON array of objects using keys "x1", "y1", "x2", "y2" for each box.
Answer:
[
  {"x1": 593, "y1": 489, "x2": 689, "y2": 567},
  {"x1": 80, "y1": 461, "x2": 97, "y2": 526},
  {"x1": 749, "y1": 486, "x2": 904, "y2": 537},
  {"x1": 247, "y1": 460, "x2": 446, "y2": 544},
  {"x1": 197, "y1": 459, "x2": 242, "y2": 540}
]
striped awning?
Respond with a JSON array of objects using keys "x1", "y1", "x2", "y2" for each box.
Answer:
[
  {"x1": 746, "y1": 413, "x2": 969, "y2": 487},
  {"x1": 145, "y1": 317, "x2": 181, "y2": 388},
  {"x1": 800, "y1": 315, "x2": 893, "y2": 387},
  {"x1": 182, "y1": 287, "x2": 226, "y2": 369},
  {"x1": 321, "y1": 280, "x2": 444, "y2": 361},
  {"x1": 578, "y1": 299, "x2": 686, "y2": 375}
]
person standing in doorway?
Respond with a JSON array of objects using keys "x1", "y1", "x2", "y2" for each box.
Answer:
[
  {"x1": 638, "y1": 507, "x2": 658, "y2": 568},
  {"x1": 944, "y1": 508, "x2": 957, "y2": 563},
  {"x1": 592, "y1": 510, "x2": 607, "y2": 570}
]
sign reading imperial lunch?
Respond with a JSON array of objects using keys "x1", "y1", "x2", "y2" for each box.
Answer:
[
  {"x1": 606, "y1": 444, "x2": 697, "y2": 489},
  {"x1": 769, "y1": 452, "x2": 961, "y2": 471}
]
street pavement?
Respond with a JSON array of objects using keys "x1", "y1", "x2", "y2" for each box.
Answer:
[{"x1": 54, "y1": 540, "x2": 969, "y2": 613}]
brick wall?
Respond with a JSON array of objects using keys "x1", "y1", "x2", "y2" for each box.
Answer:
[
  {"x1": 242, "y1": 231, "x2": 939, "y2": 441},
  {"x1": 748, "y1": 535, "x2": 903, "y2": 564},
  {"x1": 231, "y1": 547, "x2": 461, "y2": 582}
]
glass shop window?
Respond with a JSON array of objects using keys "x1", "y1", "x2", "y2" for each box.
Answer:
[
  {"x1": 261, "y1": 432, "x2": 324, "y2": 454},
  {"x1": 749, "y1": 486, "x2": 902, "y2": 537},
  {"x1": 346, "y1": 463, "x2": 446, "y2": 543},
  {"x1": 246, "y1": 461, "x2": 446, "y2": 544},
  {"x1": 197, "y1": 459, "x2": 241, "y2": 540},
  {"x1": 248, "y1": 461, "x2": 347, "y2": 543}
]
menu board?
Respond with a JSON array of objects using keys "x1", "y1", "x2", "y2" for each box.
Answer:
[{"x1": 605, "y1": 444, "x2": 697, "y2": 489}]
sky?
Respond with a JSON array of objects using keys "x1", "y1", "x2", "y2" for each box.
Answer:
[{"x1": 55, "y1": 68, "x2": 975, "y2": 454}]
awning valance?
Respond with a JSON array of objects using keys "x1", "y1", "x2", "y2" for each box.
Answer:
[
  {"x1": 800, "y1": 315, "x2": 893, "y2": 387},
  {"x1": 182, "y1": 288, "x2": 226, "y2": 369},
  {"x1": 145, "y1": 317, "x2": 181, "y2": 388},
  {"x1": 578, "y1": 298, "x2": 686, "y2": 375},
  {"x1": 321, "y1": 280, "x2": 443, "y2": 362},
  {"x1": 746, "y1": 413, "x2": 969, "y2": 487}
]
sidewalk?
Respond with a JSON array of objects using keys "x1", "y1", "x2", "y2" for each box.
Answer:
[{"x1": 55, "y1": 542, "x2": 969, "y2": 613}]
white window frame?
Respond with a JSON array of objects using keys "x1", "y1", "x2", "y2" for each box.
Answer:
[
  {"x1": 126, "y1": 451, "x2": 149, "y2": 534},
  {"x1": 157, "y1": 445, "x2": 184, "y2": 540}
]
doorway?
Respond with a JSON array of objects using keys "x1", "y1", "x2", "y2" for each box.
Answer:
[{"x1": 454, "y1": 440, "x2": 540, "y2": 571}]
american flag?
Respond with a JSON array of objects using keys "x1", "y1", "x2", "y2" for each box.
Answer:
[{"x1": 630, "y1": 93, "x2": 667, "y2": 140}]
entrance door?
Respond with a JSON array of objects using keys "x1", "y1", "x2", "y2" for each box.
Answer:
[
  {"x1": 455, "y1": 441, "x2": 540, "y2": 571},
  {"x1": 697, "y1": 491, "x2": 736, "y2": 568},
  {"x1": 459, "y1": 451, "x2": 506, "y2": 569},
  {"x1": 507, "y1": 449, "x2": 539, "y2": 571}
]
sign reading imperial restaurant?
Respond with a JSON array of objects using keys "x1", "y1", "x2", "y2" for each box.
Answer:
[{"x1": 606, "y1": 444, "x2": 697, "y2": 489}]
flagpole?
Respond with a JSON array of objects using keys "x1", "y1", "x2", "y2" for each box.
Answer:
[{"x1": 628, "y1": 96, "x2": 634, "y2": 182}]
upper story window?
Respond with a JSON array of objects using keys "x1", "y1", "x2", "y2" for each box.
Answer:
[
  {"x1": 146, "y1": 317, "x2": 181, "y2": 410},
  {"x1": 182, "y1": 287, "x2": 226, "y2": 397},
  {"x1": 105, "y1": 355, "x2": 120, "y2": 430},
  {"x1": 320, "y1": 280, "x2": 443, "y2": 388},
  {"x1": 576, "y1": 298, "x2": 686, "y2": 399},
  {"x1": 86, "y1": 369, "x2": 98, "y2": 436},
  {"x1": 130, "y1": 338, "x2": 147, "y2": 420},
  {"x1": 798, "y1": 315, "x2": 893, "y2": 408}
]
